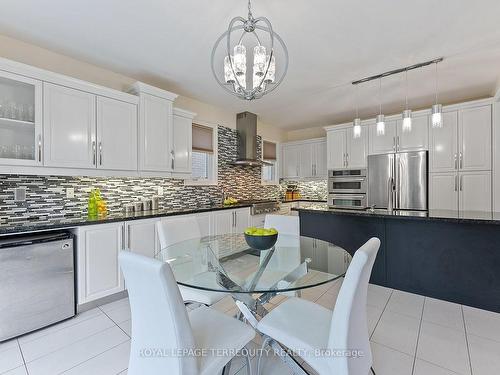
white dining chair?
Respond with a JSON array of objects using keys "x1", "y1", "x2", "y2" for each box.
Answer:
[
  {"x1": 156, "y1": 218, "x2": 225, "y2": 306},
  {"x1": 264, "y1": 214, "x2": 299, "y2": 235},
  {"x1": 263, "y1": 214, "x2": 301, "y2": 296},
  {"x1": 256, "y1": 237, "x2": 380, "y2": 375},
  {"x1": 119, "y1": 251, "x2": 255, "y2": 375}
]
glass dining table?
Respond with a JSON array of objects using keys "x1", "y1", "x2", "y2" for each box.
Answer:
[{"x1": 155, "y1": 233, "x2": 352, "y2": 319}]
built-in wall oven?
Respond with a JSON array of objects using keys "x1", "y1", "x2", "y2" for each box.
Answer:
[{"x1": 328, "y1": 168, "x2": 367, "y2": 209}]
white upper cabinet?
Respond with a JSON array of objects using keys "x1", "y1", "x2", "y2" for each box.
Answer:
[
  {"x1": 172, "y1": 108, "x2": 195, "y2": 174},
  {"x1": 43, "y1": 83, "x2": 96, "y2": 168},
  {"x1": 429, "y1": 104, "x2": 492, "y2": 173},
  {"x1": 460, "y1": 105, "x2": 491, "y2": 171},
  {"x1": 346, "y1": 126, "x2": 368, "y2": 168},
  {"x1": 298, "y1": 143, "x2": 313, "y2": 178},
  {"x1": 396, "y1": 114, "x2": 429, "y2": 152},
  {"x1": 139, "y1": 93, "x2": 172, "y2": 172},
  {"x1": 326, "y1": 127, "x2": 368, "y2": 170},
  {"x1": 131, "y1": 82, "x2": 179, "y2": 174},
  {"x1": 369, "y1": 119, "x2": 397, "y2": 155},
  {"x1": 282, "y1": 144, "x2": 300, "y2": 178},
  {"x1": 0, "y1": 70, "x2": 43, "y2": 167},
  {"x1": 314, "y1": 140, "x2": 327, "y2": 177},
  {"x1": 282, "y1": 139, "x2": 327, "y2": 178},
  {"x1": 429, "y1": 111, "x2": 458, "y2": 173},
  {"x1": 96, "y1": 96, "x2": 137, "y2": 171},
  {"x1": 459, "y1": 171, "x2": 492, "y2": 212},
  {"x1": 327, "y1": 129, "x2": 346, "y2": 170}
]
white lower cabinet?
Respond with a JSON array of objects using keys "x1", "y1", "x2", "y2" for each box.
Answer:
[
  {"x1": 429, "y1": 171, "x2": 492, "y2": 213},
  {"x1": 77, "y1": 222, "x2": 125, "y2": 305},
  {"x1": 459, "y1": 171, "x2": 492, "y2": 212},
  {"x1": 126, "y1": 218, "x2": 159, "y2": 258},
  {"x1": 429, "y1": 172, "x2": 459, "y2": 211},
  {"x1": 251, "y1": 214, "x2": 266, "y2": 228},
  {"x1": 213, "y1": 208, "x2": 250, "y2": 234}
]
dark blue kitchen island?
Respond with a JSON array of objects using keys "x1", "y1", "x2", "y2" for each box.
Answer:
[{"x1": 295, "y1": 205, "x2": 500, "y2": 313}]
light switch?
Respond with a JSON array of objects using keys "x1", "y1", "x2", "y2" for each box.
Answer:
[
  {"x1": 66, "y1": 188, "x2": 75, "y2": 199},
  {"x1": 158, "y1": 186, "x2": 164, "y2": 195}
]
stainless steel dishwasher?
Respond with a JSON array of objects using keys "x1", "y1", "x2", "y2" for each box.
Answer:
[{"x1": 0, "y1": 231, "x2": 75, "y2": 341}]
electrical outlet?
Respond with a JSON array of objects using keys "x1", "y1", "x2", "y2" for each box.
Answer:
[
  {"x1": 157, "y1": 186, "x2": 164, "y2": 195},
  {"x1": 14, "y1": 188, "x2": 26, "y2": 202},
  {"x1": 66, "y1": 188, "x2": 75, "y2": 199}
]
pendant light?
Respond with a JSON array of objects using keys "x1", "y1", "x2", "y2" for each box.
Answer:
[
  {"x1": 376, "y1": 78, "x2": 385, "y2": 136},
  {"x1": 402, "y1": 69, "x2": 412, "y2": 132},
  {"x1": 431, "y1": 62, "x2": 443, "y2": 128},
  {"x1": 353, "y1": 84, "x2": 361, "y2": 139},
  {"x1": 211, "y1": 0, "x2": 288, "y2": 100}
]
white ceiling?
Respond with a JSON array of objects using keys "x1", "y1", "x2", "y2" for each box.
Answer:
[{"x1": 1, "y1": 0, "x2": 500, "y2": 130}]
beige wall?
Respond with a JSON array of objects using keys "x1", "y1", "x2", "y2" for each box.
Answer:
[
  {"x1": 0, "y1": 34, "x2": 286, "y2": 141},
  {"x1": 286, "y1": 126, "x2": 327, "y2": 141}
]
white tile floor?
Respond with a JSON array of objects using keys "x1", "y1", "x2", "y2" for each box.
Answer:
[{"x1": 2, "y1": 282, "x2": 500, "y2": 375}]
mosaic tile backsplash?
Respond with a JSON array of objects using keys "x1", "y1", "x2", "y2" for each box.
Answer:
[
  {"x1": 279, "y1": 179, "x2": 328, "y2": 201},
  {"x1": 0, "y1": 125, "x2": 327, "y2": 224}
]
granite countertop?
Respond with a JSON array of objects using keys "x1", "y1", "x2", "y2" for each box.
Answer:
[
  {"x1": 281, "y1": 199, "x2": 327, "y2": 203},
  {"x1": 0, "y1": 202, "x2": 255, "y2": 236},
  {"x1": 292, "y1": 203, "x2": 500, "y2": 225}
]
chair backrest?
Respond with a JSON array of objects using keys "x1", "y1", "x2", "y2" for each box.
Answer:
[
  {"x1": 157, "y1": 217, "x2": 201, "y2": 249},
  {"x1": 119, "y1": 251, "x2": 198, "y2": 375},
  {"x1": 328, "y1": 237, "x2": 380, "y2": 375},
  {"x1": 264, "y1": 214, "x2": 299, "y2": 236}
]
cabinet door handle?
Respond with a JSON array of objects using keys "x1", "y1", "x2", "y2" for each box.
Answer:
[
  {"x1": 99, "y1": 142, "x2": 103, "y2": 166},
  {"x1": 235, "y1": 212, "x2": 237, "y2": 228},
  {"x1": 397, "y1": 136, "x2": 400, "y2": 151},
  {"x1": 92, "y1": 141, "x2": 96, "y2": 166},
  {"x1": 454, "y1": 153, "x2": 458, "y2": 170},
  {"x1": 128, "y1": 226, "x2": 131, "y2": 249},
  {"x1": 393, "y1": 137, "x2": 396, "y2": 151},
  {"x1": 346, "y1": 153, "x2": 349, "y2": 167},
  {"x1": 454, "y1": 175, "x2": 458, "y2": 191},
  {"x1": 121, "y1": 225, "x2": 126, "y2": 250},
  {"x1": 460, "y1": 175, "x2": 463, "y2": 191},
  {"x1": 171, "y1": 150, "x2": 175, "y2": 170},
  {"x1": 38, "y1": 134, "x2": 42, "y2": 163},
  {"x1": 459, "y1": 152, "x2": 463, "y2": 169}
]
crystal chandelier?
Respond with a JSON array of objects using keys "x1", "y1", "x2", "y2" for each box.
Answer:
[{"x1": 211, "y1": 0, "x2": 288, "y2": 100}]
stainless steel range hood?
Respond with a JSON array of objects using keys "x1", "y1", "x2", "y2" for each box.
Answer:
[{"x1": 231, "y1": 112, "x2": 271, "y2": 166}]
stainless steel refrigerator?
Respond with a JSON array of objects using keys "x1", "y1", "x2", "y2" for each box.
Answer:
[{"x1": 367, "y1": 150, "x2": 428, "y2": 211}]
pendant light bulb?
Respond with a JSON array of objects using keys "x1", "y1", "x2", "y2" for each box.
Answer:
[
  {"x1": 376, "y1": 114, "x2": 385, "y2": 136},
  {"x1": 432, "y1": 62, "x2": 443, "y2": 128},
  {"x1": 353, "y1": 118, "x2": 361, "y2": 138},
  {"x1": 352, "y1": 84, "x2": 361, "y2": 138},
  {"x1": 376, "y1": 78, "x2": 385, "y2": 136},
  {"x1": 432, "y1": 104, "x2": 443, "y2": 128},
  {"x1": 402, "y1": 69, "x2": 412, "y2": 132},
  {"x1": 402, "y1": 109, "x2": 412, "y2": 133}
]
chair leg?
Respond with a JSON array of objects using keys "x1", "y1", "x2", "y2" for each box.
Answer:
[
  {"x1": 222, "y1": 360, "x2": 232, "y2": 375},
  {"x1": 245, "y1": 348, "x2": 252, "y2": 375},
  {"x1": 256, "y1": 336, "x2": 272, "y2": 375}
]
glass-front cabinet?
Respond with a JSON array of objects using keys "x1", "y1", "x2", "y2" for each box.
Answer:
[{"x1": 0, "y1": 70, "x2": 42, "y2": 166}]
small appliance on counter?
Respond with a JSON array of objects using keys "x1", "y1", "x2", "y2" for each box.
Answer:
[{"x1": 328, "y1": 168, "x2": 367, "y2": 209}]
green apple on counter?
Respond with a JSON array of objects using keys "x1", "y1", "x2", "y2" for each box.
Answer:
[
  {"x1": 223, "y1": 197, "x2": 239, "y2": 205},
  {"x1": 244, "y1": 227, "x2": 278, "y2": 236}
]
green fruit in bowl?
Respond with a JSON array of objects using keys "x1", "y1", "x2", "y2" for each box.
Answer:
[{"x1": 244, "y1": 227, "x2": 279, "y2": 236}]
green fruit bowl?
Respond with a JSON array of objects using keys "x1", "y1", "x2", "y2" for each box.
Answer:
[{"x1": 244, "y1": 233, "x2": 278, "y2": 251}]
